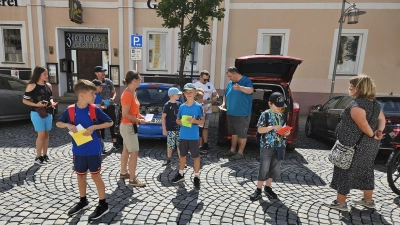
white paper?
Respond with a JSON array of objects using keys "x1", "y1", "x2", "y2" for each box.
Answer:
[
  {"x1": 68, "y1": 124, "x2": 85, "y2": 135},
  {"x1": 145, "y1": 114, "x2": 154, "y2": 122},
  {"x1": 218, "y1": 106, "x2": 227, "y2": 111}
]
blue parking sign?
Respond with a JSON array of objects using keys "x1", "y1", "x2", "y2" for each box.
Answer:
[{"x1": 131, "y1": 35, "x2": 142, "y2": 48}]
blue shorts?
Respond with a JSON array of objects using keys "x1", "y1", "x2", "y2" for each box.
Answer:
[
  {"x1": 167, "y1": 131, "x2": 180, "y2": 149},
  {"x1": 73, "y1": 154, "x2": 102, "y2": 175},
  {"x1": 30, "y1": 111, "x2": 52, "y2": 132}
]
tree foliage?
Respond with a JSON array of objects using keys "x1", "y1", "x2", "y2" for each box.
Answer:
[{"x1": 156, "y1": 0, "x2": 225, "y2": 87}]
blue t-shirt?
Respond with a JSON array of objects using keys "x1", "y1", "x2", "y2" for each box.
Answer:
[
  {"x1": 57, "y1": 105, "x2": 112, "y2": 156},
  {"x1": 162, "y1": 101, "x2": 182, "y2": 131},
  {"x1": 94, "y1": 93, "x2": 102, "y2": 105},
  {"x1": 225, "y1": 76, "x2": 253, "y2": 116},
  {"x1": 177, "y1": 102, "x2": 204, "y2": 140},
  {"x1": 257, "y1": 109, "x2": 286, "y2": 149}
]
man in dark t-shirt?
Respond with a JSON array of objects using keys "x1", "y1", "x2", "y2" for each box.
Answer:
[{"x1": 161, "y1": 87, "x2": 182, "y2": 166}]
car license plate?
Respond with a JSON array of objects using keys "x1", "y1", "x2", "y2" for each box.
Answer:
[{"x1": 149, "y1": 118, "x2": 162, "y2": 124}]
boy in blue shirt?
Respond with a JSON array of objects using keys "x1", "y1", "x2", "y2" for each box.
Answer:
[
  {"x1": 56, "y1": 79, "x2": 113, "y2": 220},
  {"x1": 171, "y1": 83, "x2": 205, "y2": 189}
]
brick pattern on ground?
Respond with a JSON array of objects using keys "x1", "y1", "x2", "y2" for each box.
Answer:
[{"x1": 0, "y1": 116, "x2": 399, "y2": 224}]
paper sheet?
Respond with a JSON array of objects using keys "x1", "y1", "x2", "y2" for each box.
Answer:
[
  {"x1": 145, "y1": 114, "x2": 154, "y2": 122},
  {"x1": 181, "y1": 115, "x2": 192, "y2": 128},
  {"x1": 68, "y1": 124, "x2": 93, "y2": 146}
]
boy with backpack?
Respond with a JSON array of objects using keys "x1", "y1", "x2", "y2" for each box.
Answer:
[
  {"x1": 161, "y1": 87, "x2": 182, "y2": 166},
  {"x1": 171, "y1": 83, "x2": 204, "y2": 189},
  {"x1": 93, "y1": 79, "x2": 107, "y2": 154},
  {"x1": 56, "y1": 79, "x2": 113, "y2": 220},
  {"x1": 250, "y1": 92, "x2": 291, "y2": 201}
]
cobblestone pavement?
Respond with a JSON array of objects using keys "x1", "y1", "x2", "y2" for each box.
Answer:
[{"x1": 0, "y1": 116, "x2": 399, "y2": 225}]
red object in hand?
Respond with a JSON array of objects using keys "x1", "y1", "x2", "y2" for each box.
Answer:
[{"x1": 277, "y1": 126, "x2": 292, "y2": 136}]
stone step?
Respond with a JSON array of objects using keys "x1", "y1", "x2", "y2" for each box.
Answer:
[
  {"x1": 63, "y1": 92, "x2": 76, "y2": 97},
  {"x1": 57, "y1": 96, "x2": 77, "y2": 104}
]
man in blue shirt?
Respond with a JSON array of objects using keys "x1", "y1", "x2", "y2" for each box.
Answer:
[{"x1": 221, "y1": 67, "x2": 254, "y2": 160}]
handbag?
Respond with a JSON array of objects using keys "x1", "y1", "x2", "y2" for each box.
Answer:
[
  {"x1": 36, "y1": 107, "x2": 48, "y2": 118},
  {"x1": 328, "y1": 102, "x2": 375, "y2": 169}
]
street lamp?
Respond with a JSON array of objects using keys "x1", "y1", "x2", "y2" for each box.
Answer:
[{"x1": 329, "y1": 1, "x2": 366, "y2": 100}]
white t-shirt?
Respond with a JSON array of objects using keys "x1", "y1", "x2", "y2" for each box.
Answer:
[{"x1": 194, "y1": 81, "x2": 217, "y2": 114}]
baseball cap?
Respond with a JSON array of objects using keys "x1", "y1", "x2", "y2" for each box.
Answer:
[
  {"x1": 168, "y1": 87, "x2": 182, "y2": 96},
  {"x1": 269, "y1": 92, "x2": 286, "y2": 108},
  {"x1": 94, "y1": 66, "x2": 107, "y2": 72},
  {"x1": 92, "y1": 79, "x2": 105, "y2": 86},
  {"x1": 183, "y1": 83, "x2": 196, "y2": 91}
]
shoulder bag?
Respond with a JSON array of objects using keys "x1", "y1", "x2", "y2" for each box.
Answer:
[{"x1": 328, "y1": 101, "x2": 376, "y2": 169}]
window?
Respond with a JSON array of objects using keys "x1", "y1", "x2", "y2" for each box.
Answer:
[
  {"x1": 147, "y1": 33, "x2": 167, "y2": 70},
  {"x1": 256, "y1": 29, "x2": 290, "y2": 56},
  {"x1": 377, "y1": 97, "x2": 400, "y2": 113},
  {"x1": 137, "y1": 88, "x2": 169, "y2": 104},
  {"x1": 336, "y1": 96, "x2": 352, "y2": 109},
  {"x1": 323, "y1": 96, "x2": 341, "y2": 110},
  {"x1": 329, "y1": 29, "x2": 368, "y2": 78},
  {"x1": 3, "y1": 29, "x2": 22, "y2": 63},
  {"x1": 7, "y1": 77, "x2": 26, "y2": 91}
]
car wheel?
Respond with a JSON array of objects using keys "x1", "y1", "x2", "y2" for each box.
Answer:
[{"x1": 305, "y1": 116, "x2": 315, "y2": 138}]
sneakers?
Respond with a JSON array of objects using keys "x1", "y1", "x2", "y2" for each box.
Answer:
[
  {"x1": 163, "y1": 159, "x2": 172, "y2": 166},
  {"x1": 250, "y1": 190, "x2": 262, "y2": 201},
  {"x1": 119, "y1": 173, "x2": 130, "y2": 179},
  {"x1": 171, "y1": 172, "x2": 185, "y2": 183},
  {"x1": 128, "y1": 178, "x2": 146, "y2": 187},
  {"x1": 202, "y1": 143, "x2": 210, "y2": 151},
  {"x1": 194, "y1": 177, "x2": 200, "y2": 189},
  {"x1": 230, "y1": 153, "x2": 244, "y2": 160},
  {"x1": 113, "y1": 142, "x2": 121, "y2": 150},
  {"x1": 264, "y1": 186, "x2": 278, "y2": 199},
  {"x1": 68, "y1": 200, "x2": 89, "y2": 216},
  {"x1": 34, "y1": 156, "x2": 45, "y2": 166},
  {"x1": 353, "y1": 198, "x2": 375, "y2": 209},
  {"x1": 200, "y1": 147, "x2": 207, "y2": 155},
  {"x1": 324, "y1": 199, "x2": 349, "y2": 212},
  {"x1": 43, "y1": 155, "x2": 51, "y2": 163},
  {"x1": 223, "y1": 150, "x2": 236, "y2": 157},
  {"x1": 88, "y1": 203, "x2": 109, "y2": 221}
]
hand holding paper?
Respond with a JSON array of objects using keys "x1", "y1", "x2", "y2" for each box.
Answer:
[
  {"x1": 68, "y1": 124, "x2": 93, "y2": 146},
  {"x1": 145, "y1": 114, "x2": 154, "y2": 122},
  {"x1": 181, "y1": 115, "x2": 192, "y2": 128}
]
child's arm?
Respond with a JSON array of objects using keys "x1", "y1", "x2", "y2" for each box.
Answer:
[
  {"x1": 191, "y1": 115, "x2": 205, "y2": 126},
  {"x1": 161, "y1": 113, "x2": 167, "y2": 135},
  {"x1": 85, "y1": 122, "x2": 113, "y2": 136},
  {"x1": 176, "y1": 117, "x2": 182, "y2": 125},
  {"x1": 257, "y1": 112, "x2": 282, "y2": 134},
  {"x1": 56, "y1": 121, "x2": 78, "y2": 133}
]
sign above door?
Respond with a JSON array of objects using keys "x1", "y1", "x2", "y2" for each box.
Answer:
[
  {"x1": 69, "y1": 0, "x2": 83, "y2": 24},
  {"x1": 65, "y1": 32, "x2": 108, "y2": 50}
]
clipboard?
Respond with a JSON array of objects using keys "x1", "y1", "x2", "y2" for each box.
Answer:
[{"x1": 277, "y1": 126, "x2": 292, "y2": 136}]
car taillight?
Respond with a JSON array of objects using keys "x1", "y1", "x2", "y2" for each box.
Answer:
[{"x1": 293, "y1": 102, "x2": 300, "y2": 113}]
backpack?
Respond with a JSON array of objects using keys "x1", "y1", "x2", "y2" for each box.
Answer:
[{"x1": 68, "y1": 104, "x2": 97, "y2": 125}]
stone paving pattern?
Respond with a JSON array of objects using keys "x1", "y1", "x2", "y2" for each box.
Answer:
[{"x1": 0, "y1": 116, "x2": 399, "y2": 224}]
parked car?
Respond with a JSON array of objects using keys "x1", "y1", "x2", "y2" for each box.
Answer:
[
  {"x1": 0, "y1": 74, "x2": 32, "y2": 122},
  {"x1": 217, "y1": 55, "x2": 303, "y2": 151},
  {"x1": 305, "y1": 94, "x2": 400, "y2": 150},
  {"x1": 135, "y1": 83, "x2": 184, "y2": 139}
]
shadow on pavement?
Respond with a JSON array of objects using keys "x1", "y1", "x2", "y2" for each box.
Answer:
[
  {"x1": 340, "y1": 207, "x2": 391, "y2": 225},
  {"x1": 258, "y1": 198, "x2": 301, "y2": 224},
  {"x1": 0, "y1": 165, "x2": 40, "y2": 193},
  {"x1": 171, "y1": 185, "x2": 203, "y2": 224}
]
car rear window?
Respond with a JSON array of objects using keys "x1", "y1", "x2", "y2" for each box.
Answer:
[
  {"x1": 377, "y1": 97, "x2": 400, "y2": 112},
  {"x1": 137, "y1": 88, "x2": 169, "y2": 104}
]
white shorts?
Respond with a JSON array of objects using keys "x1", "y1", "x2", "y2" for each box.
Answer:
[{"x1": 120, "y1": 123, "x2": 139, "y2": 152}]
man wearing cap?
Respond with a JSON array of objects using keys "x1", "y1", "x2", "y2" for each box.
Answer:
[
  {"x1": 221, "y1": 67, "x2": 254, "y2": 160},
  {"x1": 193, "y1": 70, "x2": 219, "y2": 153},
  {"x1": 93, "y1": 66, "x2": 120, "y2": 150}
]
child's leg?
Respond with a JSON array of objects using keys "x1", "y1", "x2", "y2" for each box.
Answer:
[
  {"x1": 166, "y1": 132, "x2": 173, "y2": 159},
  {"x1": 193, "y1": 157, "x2": 200, "y2": 174},
  {"x1": 176, "y1": 132, "x2": 181, "y2": 159},
  {"x1": 91, "y1": 173, "x2": 106, "y2": 200},
  {"x1": 77, "y1": 174, "x2": 87, "y2": 197},
  {"x1": 257, "y1": 148, "x2": 273, "y2": 188},
  {"x1": 179, "y1": 156, "x2": 186, "y2": 171},
  {"x1": 167, "y1": 148, "x2": 173, "y2": 158},
  {"x1": 265, "y1": 178, "x2": 273, "y2": 187}
]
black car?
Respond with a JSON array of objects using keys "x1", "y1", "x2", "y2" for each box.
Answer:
[{"x1": 305, "y1": 94, "x2": 400, "y2": 150}]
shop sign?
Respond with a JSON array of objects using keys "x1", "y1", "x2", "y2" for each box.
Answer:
[
  {"x1": 69, "y1": 0, "x2": 83, "y2": 24},
  {"x1": 65, "y1": 33, "x2": 108, "y2": 50},
  {"x1": 0, "y1": 0, "x2": 19, "y2": 6}
]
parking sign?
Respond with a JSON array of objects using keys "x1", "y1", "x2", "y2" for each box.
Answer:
[{"x1": 130, "y1": 35, "x2": 142, "y2": 48}]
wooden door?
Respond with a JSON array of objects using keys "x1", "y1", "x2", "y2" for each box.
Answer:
[{"x1": 77, "y1": 50, "x2": 102, "y2": 81}]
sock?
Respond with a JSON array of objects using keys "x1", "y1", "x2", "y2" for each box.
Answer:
[
  {"x1": 80, "y1": 196, "x2": 87, "y2": 203},
  {"x1": 99, "y1": 199, "x2": 106, "y2": 206},
  {"x1": 204, "y1": 143, "x2": 208, "y2": 146},
  {"x1": 179, "y1": 170, "x2": 184, "y2": 176},
  {"x1": 194, "y1": 173, "x2": 199, "y2": 177},
  {"x1": 265, "y1": 186, "x2": 272, "y2": 191},
  {"x1": 256, "y1": 188, "x2": 262, "y2": 194}
]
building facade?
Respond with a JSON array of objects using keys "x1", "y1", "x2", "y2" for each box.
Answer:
[{"x1": 0, "y1": 0, "x2": 399, "y2": 114}]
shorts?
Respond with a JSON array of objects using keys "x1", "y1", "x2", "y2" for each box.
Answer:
[
  {"x1": 120, "y1": 123, "x2": 139, "y2": 152},
  {"x1": 203, "y1": 113, "x2": 211, "y2": 128},
  {"x1": 73, "y1": 154, "x2": 102, "y2": 175},
  {"x1": 227, "y1": 115, "x2": 251, "y2": 139},
  {"x1": 257, "y1": 147, "x2": 284, "y2": 181},
  {"x1": 179, "y1": 140, "x2": 200, "y2": 158},
  {"x1": 167, "y1": 131, "x2": 180, "y2": 149},
  {"x1": 199, "y1": 127, "x2": 203, "y2": 138},
  {"x1": 30, "y1": 111, "x2": 52, "y2": 132}
]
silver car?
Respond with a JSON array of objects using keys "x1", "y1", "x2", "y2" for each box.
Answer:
[{"x1": 0, "y1": 74, "x2": 32, "y2": 122}]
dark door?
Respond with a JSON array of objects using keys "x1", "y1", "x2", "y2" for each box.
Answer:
[
  {"x1": 77, "y1": 50, "x2": 102, "y2": 81},
  {"x1": 314, "y1": 96, "x2": 342, "y2": 136}
]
